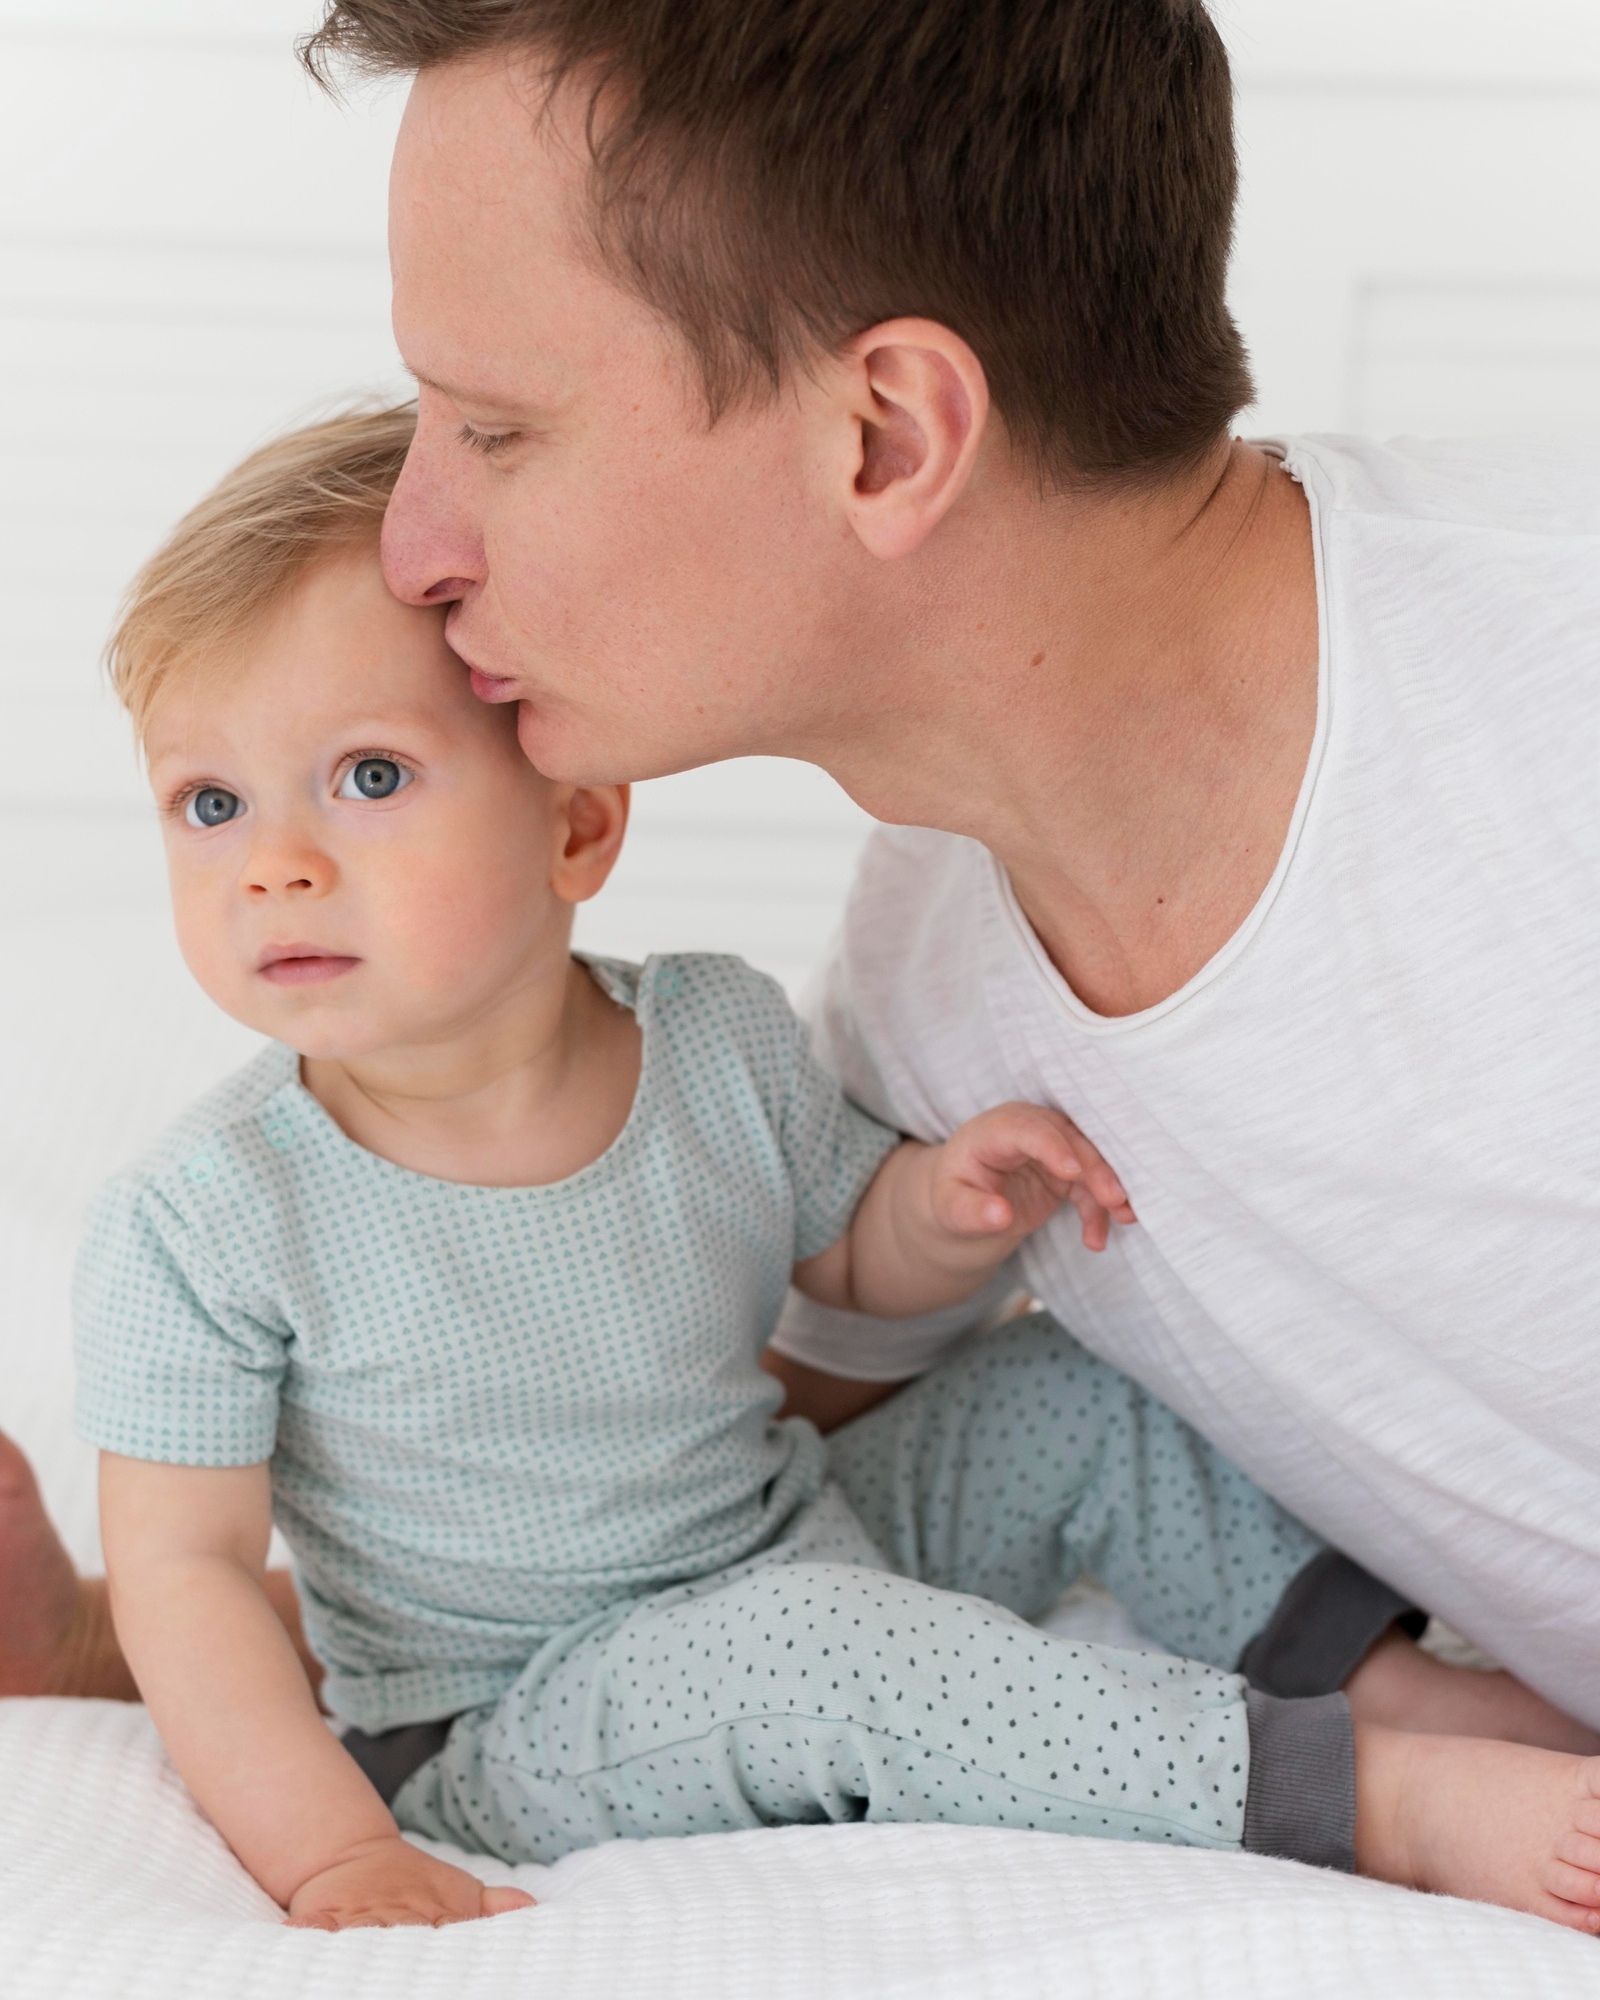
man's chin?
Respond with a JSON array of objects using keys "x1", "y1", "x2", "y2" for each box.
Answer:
[
  {"x1": 513, "y1": 700, "x2": 625, "y2": 784},
  {"x1": 513, "y1": 694, "x2": 724, "y2": 788}
]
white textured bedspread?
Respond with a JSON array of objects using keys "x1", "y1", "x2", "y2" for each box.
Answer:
[{"x1": 4, "y1": 1698, "x2": 1598, "y2": 2000}]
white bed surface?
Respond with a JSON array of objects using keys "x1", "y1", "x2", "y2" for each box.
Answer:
[{"x1": 4, "y1": 1698, "x2": 1598, "y2": 2000}]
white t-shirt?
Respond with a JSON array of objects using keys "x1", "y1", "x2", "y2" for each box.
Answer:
[{"x1": 775, "y1": 434, "x2": 1600, "y2": 1725}]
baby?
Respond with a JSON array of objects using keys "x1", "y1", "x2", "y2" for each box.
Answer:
[{"x1": 76, "y1": 408, "x2": 1600, "y2": 1934}]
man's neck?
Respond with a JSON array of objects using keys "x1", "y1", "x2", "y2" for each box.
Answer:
[{"x1": 817, "y1": 439, "x2": 1320, "y2": 1018}]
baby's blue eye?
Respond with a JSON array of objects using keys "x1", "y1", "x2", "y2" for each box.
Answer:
[
  {"x1": 339, "y1": 758, "x2": 411, "y2": 802},
  {"x1": 185, "y1": 787, "x2": 242, "y2": 829}
]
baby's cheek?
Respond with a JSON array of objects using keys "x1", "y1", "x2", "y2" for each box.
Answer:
[
  {"x1": 167, "y1": 867, "x2": 225, "y2": 982},
  {"x1": 375, "y1": 846, "x2": 558, "y2": 990},
  {"x1": 171, "y1": 895, "x2": 258, "y2": 1027}
]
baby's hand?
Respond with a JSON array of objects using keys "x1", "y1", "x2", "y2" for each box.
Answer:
[
  {"x1": 932, "y1": 1103, "x2": 1135, "y2": 1252},
  {"x1": 286, "y1": 1834, "x2": 534, "y2": 1931}
]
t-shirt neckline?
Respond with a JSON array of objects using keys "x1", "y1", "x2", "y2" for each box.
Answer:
[
  {"x1": 275, "y1": 952, "x2": 656, "y2": 1197},
  {"x1": 988, "y1": 436, "x2": 1333, "y2": 1039}
]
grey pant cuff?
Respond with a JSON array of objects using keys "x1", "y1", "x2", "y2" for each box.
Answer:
[
  {"x1": 1238, "y1": 1549, "x2": 1425, "y2": 1698},
  {"x1": 1243, "y1": 1688, "x2": 1357, "y2": 1872}
]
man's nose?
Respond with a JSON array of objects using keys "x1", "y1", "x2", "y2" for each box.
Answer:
[{"x1": 381, "y1": 417, "x2": 486, "y2": 610}]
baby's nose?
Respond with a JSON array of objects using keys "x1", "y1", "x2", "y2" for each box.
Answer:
[
  {"x1": 248, "y1": 874, "x2": 314, "y2": 895},
  {"x1": 244, "y1": 845, "x2": 333, "y2": 897}
]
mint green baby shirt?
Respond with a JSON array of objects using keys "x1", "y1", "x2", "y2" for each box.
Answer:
[{"x1": 73, "y1": 955, "x2": 900, "y2": 1730}]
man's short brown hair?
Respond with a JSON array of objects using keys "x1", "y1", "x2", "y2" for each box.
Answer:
[{"x1": 304, "y1": 1, "x2": 1251, "y2": 487}]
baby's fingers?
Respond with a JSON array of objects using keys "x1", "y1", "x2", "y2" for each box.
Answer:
[
  {"x1": 987, "y1": 1107, "x2": 1133, "y2": 1220},
  {"x1": 989, "y1": 1108, "x2": 1089, "y2": 1189},
  {"x1": 940, "y1": 1180, "x2": 1017, "y2": 1237},
  {"x1": 1068, "y1": 1180, "x2": 1112, "y2": 1252},
  {"x1": 481, "y1": 1886, "x2": 537, "y2": 1918},
  {"x1": 1051, "y1": 1124, "x2": 1133, "y2": 1221}
]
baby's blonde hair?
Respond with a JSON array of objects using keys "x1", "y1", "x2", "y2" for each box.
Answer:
[{"x1": 107, "y1": 402, "x2": 418, "y2": 741}]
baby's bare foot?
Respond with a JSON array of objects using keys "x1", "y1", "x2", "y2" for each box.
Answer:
[
  {"x1": 1356, "y1": 1724, "x2": 1600, "y2": 1932},
  {"x1": 0, "y1": 1432, "x2": 135, "y2": 1700}
]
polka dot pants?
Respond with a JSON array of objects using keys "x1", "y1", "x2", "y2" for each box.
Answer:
[{"x1": 398, "y1": 1315, "x2": 1325, "y2": 1864}]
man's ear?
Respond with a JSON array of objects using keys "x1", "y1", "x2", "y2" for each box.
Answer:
[
  {"x1": 550, "y1": 783, "x2": 631, "y2": 905},
  {"x1": 836, "y1": 319, "x2": 990, "y2": 561}
]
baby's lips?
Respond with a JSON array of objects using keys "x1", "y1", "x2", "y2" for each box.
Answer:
[{"x1": 256, "y1": 950, "x2": 363, "y2": 988}]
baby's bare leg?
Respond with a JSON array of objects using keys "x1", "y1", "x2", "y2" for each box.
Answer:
[
  {"x1": 1356, "y1": 1725, "x2": 1600, "y2": 1932},
  {"x1": 1346, "y1": 1628, "x2": 1600, "y2": 1755},
  {"x1": 0, "y1": 1431, "x2": 321, "y2": 1703}
]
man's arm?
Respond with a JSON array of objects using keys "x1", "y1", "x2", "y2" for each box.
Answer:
[{"x1": 99, "y1": 1453, "x2": 531, "y2": 1929}]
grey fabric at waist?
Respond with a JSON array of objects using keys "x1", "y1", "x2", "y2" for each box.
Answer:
[{"x1": 341, "y1": 1717, "x2": 456, "y2": 1806}]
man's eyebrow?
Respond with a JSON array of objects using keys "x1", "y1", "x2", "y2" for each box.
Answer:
[
  {"x1": 405, "y1": 365, "x2": 537, "y2": 414},
  {"x1": 405, "y1": 365, "x2": 463, "y2": 398}
]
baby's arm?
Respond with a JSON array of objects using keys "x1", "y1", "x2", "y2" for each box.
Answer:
[
  {"x1": 99, "y1": 1453, "x2": 532, "y2": 1930},
  {"x1": 793, "y1": 1104, "x2": 1135, "y2": 1320}
]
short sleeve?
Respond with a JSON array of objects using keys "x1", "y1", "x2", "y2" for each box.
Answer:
[
  {"x1": 777, "y1": 1010, "x2": 902, "y2": 1262},
  {"x1": 73, "y1": 1176, "x2": 286, "y2": 1466},
  {"x1": 768, "y1": 1263, "x2": 1027, "y2": 1381}
]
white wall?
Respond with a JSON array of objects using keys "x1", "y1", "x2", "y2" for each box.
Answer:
[
  {"x1": 1224, "y1": 0, "x2": 1600, "y2": 438},
  {"x1": 1, "y1": 1, "x2": 1597, "y2": 1554}
]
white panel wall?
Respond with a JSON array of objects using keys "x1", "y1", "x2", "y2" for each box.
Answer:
[{"x1": 1224, "y1": 0, "x2": 1600, "y2": 435}]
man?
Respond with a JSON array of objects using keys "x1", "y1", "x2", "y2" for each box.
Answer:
[
  {"x1": 361, "y1": 0, "x2": 1600, "y2": 1724},
  {"x1": 3, "y1": 0, "x2": 1597, "y2": 1888}
]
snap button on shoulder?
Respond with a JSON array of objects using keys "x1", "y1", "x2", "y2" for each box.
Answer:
[{"x1": 185, "y1": 1154, "x2": 218, "y2": 1187}]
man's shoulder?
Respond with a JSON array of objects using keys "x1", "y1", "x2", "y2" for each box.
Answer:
[
  {"x1": 807, "y1": 827, "x2": 1002, "y2": 1133},
  {"x1": 825, "y1": 827, "x2": 994, "y2": 1015},
  {"x1": 844, "y1": 824, "x2": 991, "y2": 920},
  {"x1": 1279, "y1": 432, "x2": 1600, "y2": 541}
]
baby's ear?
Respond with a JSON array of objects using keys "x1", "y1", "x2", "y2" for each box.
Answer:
[{"x1": 550, "y1": 783, "x2": 630, "y2": 905}]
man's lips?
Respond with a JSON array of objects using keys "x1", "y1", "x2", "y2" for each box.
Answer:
[
  {"x1": 256, "y1": 947, "x2": 361, "y2": 988},
  {"x1": 443, "y1": 609, "x2": 519, "y2": 704},
  {"x1": 467, "y1": 667, "x2": 520, "y2": 704}
]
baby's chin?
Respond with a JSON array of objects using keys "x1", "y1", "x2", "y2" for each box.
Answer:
[
  {"x1": 211, "y1": 979, "x2": 412, "y2": 1066},
  {"x1": 202, "y1": 952, "x2": 540, "y2": 1068},
  {"x1": 270, "y1": 998, "x2": 485, "y2": 1070}
]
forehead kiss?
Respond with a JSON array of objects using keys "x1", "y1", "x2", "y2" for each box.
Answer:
[
  {"x1": 142, "y1": 551, "x2": 524, "y2": 792},
  {"x1": 381, "y1": 60, "x2": 899, "y2": 793}
]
